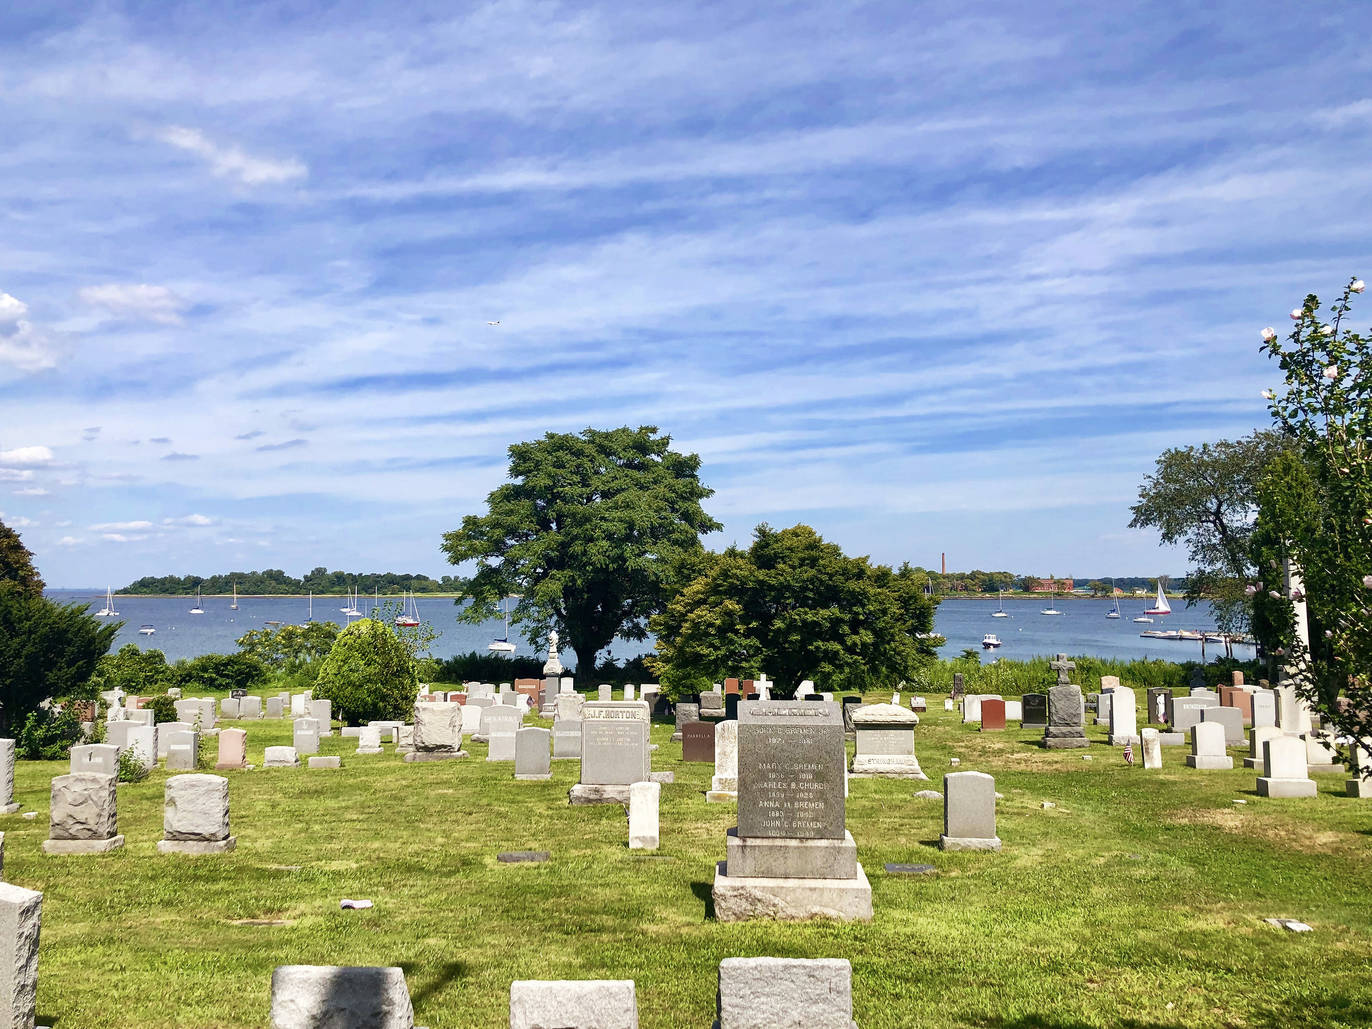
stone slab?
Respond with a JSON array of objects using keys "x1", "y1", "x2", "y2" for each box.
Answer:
[
  {"x1": 497, "y1": 851, "x2": 550, "y2": 863},
  {"x1": 884, "y1": 863, "x2": 936, "y2": 876},
  {"x1": 402, "y1": 750, "x2": 468, "y2": 762},
  {"x1": 712, "y1": 861, "x2": 872, "y2": 922},
  {"x1": 938, "y1": 834, "x2": 1002, "y2": 852},
  {"x1": 717, "y1": 957, "x2": 854, "y2": 1029},
  {"x1": 509, "y1": 980, "x2": 638, "y2": 1029},
  {"x1": 1256, "y1": 777, "x2": 1318, "y2": 798},
  {"x1": 568, "y1": 784, "x2": 632, "y2": 805},
  {"x1": 0, "y1": 881, "x2": 40, "y2": 1029},
  {"x1": 270, "y1": 965, "x2": 413, "y2": 1029},
  {"x1": 725, "y1": 828, "x2": 857, "y2": 879},
  {"x1": 157, "y1": 837, "x2": 237, "y2": 855},
  {"x1": 1186, "y1": 755, "x2": 1234, "y2": 770},
  {"x1": 308, "y1": 756, "x2": 342, "y2": 769},
  {"x1": 42, "y1": 835, "x2": 125, "y2": 855}
]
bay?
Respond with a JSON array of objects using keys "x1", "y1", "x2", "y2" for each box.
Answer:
[{"x1": 45, "y1": 591, "x2": 1254, "y2": 667}]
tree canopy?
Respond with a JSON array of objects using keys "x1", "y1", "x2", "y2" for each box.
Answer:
[
  {"x1": 1129, "y1": 429, "x2": 1289, "y2": 634},
  {"x1": 648, "y1": 523, "x2": 940, "y2": 698},
  {"x1": 312, "y1": 618, "x2": 419, "y2": 724},
  {"x1": 1255, "y1": 278, "x2": 1372, "y2": 750},
  {"x1": 0, "y1": 589, "x2": 118, "y2": 734},
  {"x1": 0, "y1": 519, "x2": 43, "y2": 598},
  {"x1": 441, "y1": 426, "x2": 721, "y2": 678},
  {"x1": 121, "y1": 568, "x2": 458, "y2": 595}
]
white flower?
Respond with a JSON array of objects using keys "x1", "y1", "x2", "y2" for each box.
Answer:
[
  {"x1": 1363, "y1": 574, "x2": 1372, "y2": 589},
  {"x1": 1324, "y1": 365, "x2": 1339, "y2": 379},
  {"x1": 1245, "y1": 584, "x2": 1258, "y2": 596},
  {"x1": 1269, "y1": 590, "x2": 1282, "y2": 599},
  {"x1": 1261, "y1": 389, "x2": 1275, "y2": 400},
  {"x1": 1320, "y1": 324, "x2": 1335, "y2": 336},
  {"x1": 1291, "y1": 587, "x2": 1305, "y2": 602},
  {"x1": 1325, "y1": 629, "x2": 1333, "y2": 638},
  {"x1": 1353, "y1": 280, "x2": 1366, "y2": 294},
  {"x1": 1261, "y1": 327, "x2": 1277, "y2": 342},
  {"x1": 1290, "y1": 309, "x2": 1303, "y2": 320}
]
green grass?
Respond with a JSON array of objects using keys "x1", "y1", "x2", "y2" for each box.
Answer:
[{"x1": 11, "y1": 692, "x2": 1372, "y2": 1027}]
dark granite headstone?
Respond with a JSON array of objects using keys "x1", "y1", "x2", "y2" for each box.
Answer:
[
  {"x1": 841, "y1": 696, "x2": 862, "y2": 733},
  {"x1": 1021, "y1": 693, "x2": 1048, "y2": 728},
  {"x1": 804, "y1": 694, "x2": 825, "y2": 701},
  {"x1": 951, "y1": 672, "x2": 965, "y2": 697},
  {"x1": 682, "y1": 721, "x2": 714, "y2": 761},
  {"x1": 884, "y1": 863, "x2": 936, "y2": 876},
  {"x1": 1042, "y1": 684, "x2": 1088, "y2": 749},
  {"x1": 230, "y1": 689, "x2": 247, "y2": 699},
  {"x1": 1146, "y1": 687, "x2": 1171, "y2": 725},
  {"x1": 737, "y1": 700, "x2": 845, "y2": 840},
  {"x1": 725, "y1": 694, "x2": 740, "y2": 721}
]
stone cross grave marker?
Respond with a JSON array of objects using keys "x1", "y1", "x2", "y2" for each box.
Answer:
[{"x1": 1050, "y1": 654, "x2": 1076, "y2": 686}]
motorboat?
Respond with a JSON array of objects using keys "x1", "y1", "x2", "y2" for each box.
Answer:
[
  {"x1": 138, "y1": 624, "x2": 156, "y2": 636},
  {"x1": 981, "y1": 633, "x2": 1003, "y2": 649}
]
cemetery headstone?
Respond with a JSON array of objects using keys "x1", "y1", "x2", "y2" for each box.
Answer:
[
  {"x1": 220, "y1": 697, "x2": 240, "y2": 720},
  {"x1": 700, "y1": 691, "x2": 726, "y2": 722},
  {"x1": 671, "y1": 702, "x2": 699, "y2": 742},
  {"x1": 292, "y1": 719, "x2": 320, "y2": 757},
  {"x1": 1186, "y1": 722, "x2": 1233, "y2": 770},
  {"x1": 706, "y1": 719, "x2": 739, "y2": 802},
  {"x1": 308, "y1": 699, "x2": 332, "y2": 735},
  {"x1": 552, "y1": 719, "x2": 582, "y2": 760},
  {"x1": 514, "y1": 727, "x2": 552, "y2": 781},
  {"x1": 43, "y1": 773, "x2": 123, "y2": 854},
  {"x1": 239, "y1": 696, "x2": 263, "y2": 720},
  {"x1": 569, "y1": 701, "x2": 650, "y2": 805},
  {"x1": 1140, "y1": 727, "x2": 1163, "y2": 769},
  {"x1": 0, "y1": 882, "x2": 41, "y2": 1029},
  {"x1": 166, "y1": 730, "x2": 199, "y2": 771},
  {"x1": 1304, "y1": 729, "x2": 1344, "y2": 773},
  {"x1": 849, "y1": 703, "x2": 926, "y2": 778},
  {"x1": 271, "y1": 965, "x2": 413, "y2": 1029},
  {"x1": 1251, "y1": 689, "x2": 1278, "y2": 729},
  {"x1": 841, "y1": 696, "x2": 863, "y2": 733},
  {"x1": 266, "y1": 697, "x2": 284, "y2": 720},
  {"x1": 717, "y1": 957, "x2": 853, "y2": 1029},
  {"x1": 1347, "y1": 738, "x2": 1372, "y2": 798},
  {"x1": 1041, "y1": 683, "x2": 1088, "y2": 749},
  {"x1": 1021, "y1": 693, "x2": 1048, "y2": 729},
  {"x1": 951, "y1": 672, "x2": 964, "y2": 697},
  {"x1": 484, "y1": 706, "x2": 521, "y2": 762},
  {"x1": 1108, "y1": 686, "x2": 1139, "y2": 746},
  {"x1": 405, "y1": 703, "x2": 466, "y2": 762},
  {"x1": 1220, "y1": 686, "x2": 1254, "y2": 726},
  {"x1": 214, "y1": 728, "x2": 247, "y2": 770},
  {"x1": 157, "y1": 773, "x2": 236, "y2": 854},
  {"x1": 682, "y1": 721, "x2": 714, "y2": 762},
  {"x1": 628, "y1": 780, "x2": 659, "y2": 849},
  {"x1": 940, "y1": 770, "x2": 1000, "y2": 851},
  {"x1": 554, "y1": 693, "x2": 585, "y2": 723},
  {"x1": 70, "y1": 744, "x2": 118, "y2": 776},
  {"x1": 355, "y1": 726, "x2": 383, "y2": 755},
  {"x1": 713, "y1": 700, "x2": 871, "y2": 922},
  {"x1": 127, "y1": 725, "x2": 157, "y2": 772},
  {"x1": 979, "y1": 699, "x2": 1006, "y2": 732},
  {"x1": 1147, "y1": 687, "x2": 1171, "y2": 725},
  {"x1": 597, "y1": 684, "x2": 612, "y2": 702},
  {"x1": 264, "y1": 746, "x2": 300, "y2": 768},
  {"x1": 508, "y1": 981, "x2": 636, "y2": 1029},
  {"x1": 1244, "y1": 726, "x2": 1283, "y2": 769},
  {"x1": 1257, "y1": 735, "x2": 1318, "y2": 797},
  {"x1": 1201, "y1": 706, "x2": 1246, "y2": 747},
  {"x1": 725, "y1": 694, "x2": 741, "y2": 721}
]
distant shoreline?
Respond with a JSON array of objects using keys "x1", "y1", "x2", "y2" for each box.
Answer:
[{"x1": 48, "y1": 590, "x2": 464, "y2": 600}]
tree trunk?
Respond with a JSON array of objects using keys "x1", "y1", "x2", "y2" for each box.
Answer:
[{"x1": 572, "y1": 640, "x2": 600, "y2": 687}]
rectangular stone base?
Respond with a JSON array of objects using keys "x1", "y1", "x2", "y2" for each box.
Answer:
[
  {"x1": 1021, "y1": 722, "x2": 1047, "y2": 730},
  {"x1": 515, "y1": 773, "x2": 552, "y2": 781},
  {"x1": 939, "y1": 835, "x2": 1001, "y2": 852},
  {"x1": 726, "y1": 829, "x2": 857, "y2": 879},
  {"x1": 214, "y1": 762, "x2": 247, "y2": 771},
  {"x1": 157, "y1": 837, "x2": 237, "y2": 855},
  {"x1": 705, "y1": 790, "x2": 738, "y2": 803},
  {"x1": 1042, "y1": 737, "x2": 1089, "y2": 749},
  {"x1": 568, "y1": 784, "x2": 631, "y2": 805},
  {"x1": 849, "y1": 756, "x2": 928, "y2": 779},
  {"x1": 403, "y1": 750, "x2": 469, "y2": 762},
  {"x1": 1157, "y1": 732, "x2": 1186, "y2": 746},
  {"x1": 1186, "y1": 756, "x2": 1233, "y2": 770},
  {"x1": 1308, "y1": 764, "x2": 1345, "y2": 775},
  {"x1": 1243, "y1": 757, "x2": 1262, "y2": 768},
  {"x1": 1348, "y1": 779, "x2": 1370, "y2": 798},
  {"x1": 713, "y1": 861, "x2": 872, "y2": 922},
  {"x1": 1257, "y1": 777, "x2": 1318, "y2": 798},
  {"x1": 1109, "y1": 735, "x2": 1140, "y2": 747},
  {"x1": 355, "y1": 747, "x2": 383, "y2": 755},
  {"x1": 0, "y1": 803, "x2": 19, "y2": 815},
  {"x1": 43, "y1": 835, "x2": 125, "y2": 855}
]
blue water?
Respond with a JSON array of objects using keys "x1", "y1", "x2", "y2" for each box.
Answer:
[{"x1": 46, "y1": 591, "x2": 1252, "y2": 666}]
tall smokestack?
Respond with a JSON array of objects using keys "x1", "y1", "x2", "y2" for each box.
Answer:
[{"x1": 941, "y1": 552, "x2": 946, "y2": 575}]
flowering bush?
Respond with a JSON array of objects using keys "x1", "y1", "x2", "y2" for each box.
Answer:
[{"x1": 1257, "y1": 277, "x2": 1372, "y2": 756}]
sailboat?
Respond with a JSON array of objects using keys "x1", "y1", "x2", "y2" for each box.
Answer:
[
  {"x1": 1039, "y1": 593, "x2": 1063, "y2": 615},
  {"x1": 488, "y1": 596, "x2": 518, "y2": 653},
  {"x1": 340, "y1": 584, "x2": 361, "y2": 616},
  {"x1": 230, "y1": 581, "x2": 238, "y2": 610},
  {"x1": 394, "y1": 591, "x2": 420, "y2": 628},
  {"x1": 95, "y1": 586, "x2": 118, "y2": 617},
  {"x1": 1106, "y1": 583, "x2": 1122, "y2": 619},
  {"x1": 1144, "y1": 579, "x2": 1172, "y2": 616},
  {"x1": 305, "y1": 591, "x2": 314, "y2": 623},
  {"x1": 991, "y1": 590, "x2": 1009, "y2": 618},
  {"x1": 189, "y1": 587, "x2": 204, "y2": 615}
]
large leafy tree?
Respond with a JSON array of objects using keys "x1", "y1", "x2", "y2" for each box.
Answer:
[
  {"x1": 442, "y1": 426, "x2": 720, "y2": 678},
  {"x1": 1128, "y1": 430, "x2": 1289, "y2": 635},
  {"x1": 649, "y1": 523, "x2": 940, "y2": 698},
  {"x1": 0, "y1": 520, "x2": 43, "y2": 598},
  {"x1": 1254, "y1": 277, "x2": 1372, "y2": 753}
]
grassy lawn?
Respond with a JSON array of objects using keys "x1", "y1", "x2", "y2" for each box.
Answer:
[{"x1": 9, "y1": 692, "x2": 1371, "y2": 1027}]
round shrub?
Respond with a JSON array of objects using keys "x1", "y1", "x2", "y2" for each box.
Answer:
[
  {"x1": 147, "y1": 694, "x2": 179, "y2": 724},
  {"x1": 311, "y1": 618, "x2": 418, "y2": 725}
]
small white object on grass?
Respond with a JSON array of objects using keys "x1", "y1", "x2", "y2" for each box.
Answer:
[
  {"x1": 949, "y1": 758, "x2": 960, "y2": 766},
  {"x1": 1232, "y1": 799, "x2": 1248, "y2": 805},
  {"x1": 21, "y1": 812, "x2": 35, "y2": 820},
  {"x1": 1040, "y1": 801, "x2": 1056, "y2": 809},
  {"x1": 1082, "y1": 755, "x2": 1093, "y2": 762},
  {"x1": 1263, "y1": 917, "x2": 1312, "y2": 932},
  {"x1": 339, "y1": 899, "x2": 374, "y2": 910}
]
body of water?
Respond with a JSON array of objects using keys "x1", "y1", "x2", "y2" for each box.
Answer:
[{"x1": 47, "y1": 591, "x2": 1254, "y2": 667}]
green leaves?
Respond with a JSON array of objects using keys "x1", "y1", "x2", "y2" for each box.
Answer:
[
  {"x1": 648, "y1": 524, "x2": 938, "y2": 698},
  {"x1": 441, "y1": 426, "x2": 720, "y2": 676},
  {"x1": 312, "y1": 617, "x2": 419, "y2": 724},
  {"x1": 0, "y1": 590, "x2": 119, "y2": 734}
]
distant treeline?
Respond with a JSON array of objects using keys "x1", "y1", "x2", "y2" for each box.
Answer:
[
  {"x1": 914, "y1": 569, "x2": 1188, "y2": 595},
  {"x1": 120, "y1": 567, "x2": 461, "y2": 595}
]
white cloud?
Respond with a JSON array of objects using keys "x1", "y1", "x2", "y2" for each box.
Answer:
[
  {"x1": 0, "y1": 513, "x2": 34, "y2": 528},
  {"x1": 0, "y1": 294, "x2": 57, "y2": 372},
  {"x1": 57, "y1": 536, "x2": 82, "y2": 546},
  {"x1": 13, "y1": 487, "x2": 48, "y2": 496},
  {"x1": 0, "y1": 446, "x2": 54, "y2": 466},
  {"x1": 0, "y1": 470, "x2": 33, "y2": 482},
  {"x1": 154, "y1": 126, "x2": 306, "y2": 186},
  {"x1": 78, "y1": 283, "x2": 188, "y2": 324},
  {"x1": 90, "y1": 520, "x2": 155, "y2": 531},
  {"x1": 163, "y1": 513, "x2": 214, "y2": 526},
  {"x1": 1315, "y1": 98, "x2": 1372, "y2": 127},
  {"x1": 100, "y1": 532, "x2": 147, "y2": 543}
]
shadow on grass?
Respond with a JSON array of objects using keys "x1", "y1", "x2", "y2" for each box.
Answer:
[
  {"x1": 691, "y1": 879, "x2": 715, "y2": 920},
  {"x1": 401, "y1": 960, "x2": 468, "y2": 1009},
  {"x1": 975, "y1": 1016, "x2": 1182, "y2": 1029}
]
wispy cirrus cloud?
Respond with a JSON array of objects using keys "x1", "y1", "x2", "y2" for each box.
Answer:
[
  {"x1": 154, "y1": 125, "x2": 306, "y2": 186},
  {"x1": 0, "y1": 294, "x2": 57, "y2": 372},
  {"x1": 79, "y1": 283, "x2": 188, "y2": 324}
]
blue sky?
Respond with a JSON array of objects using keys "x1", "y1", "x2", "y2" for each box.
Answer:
[{"x1": 2, "y1": 2, "x2": 1369, "y2": 588}]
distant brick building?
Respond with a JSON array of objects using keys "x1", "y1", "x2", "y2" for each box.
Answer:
[{"x1": 1031, "y1": 578, "x2": 1072, "y2": 593}]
